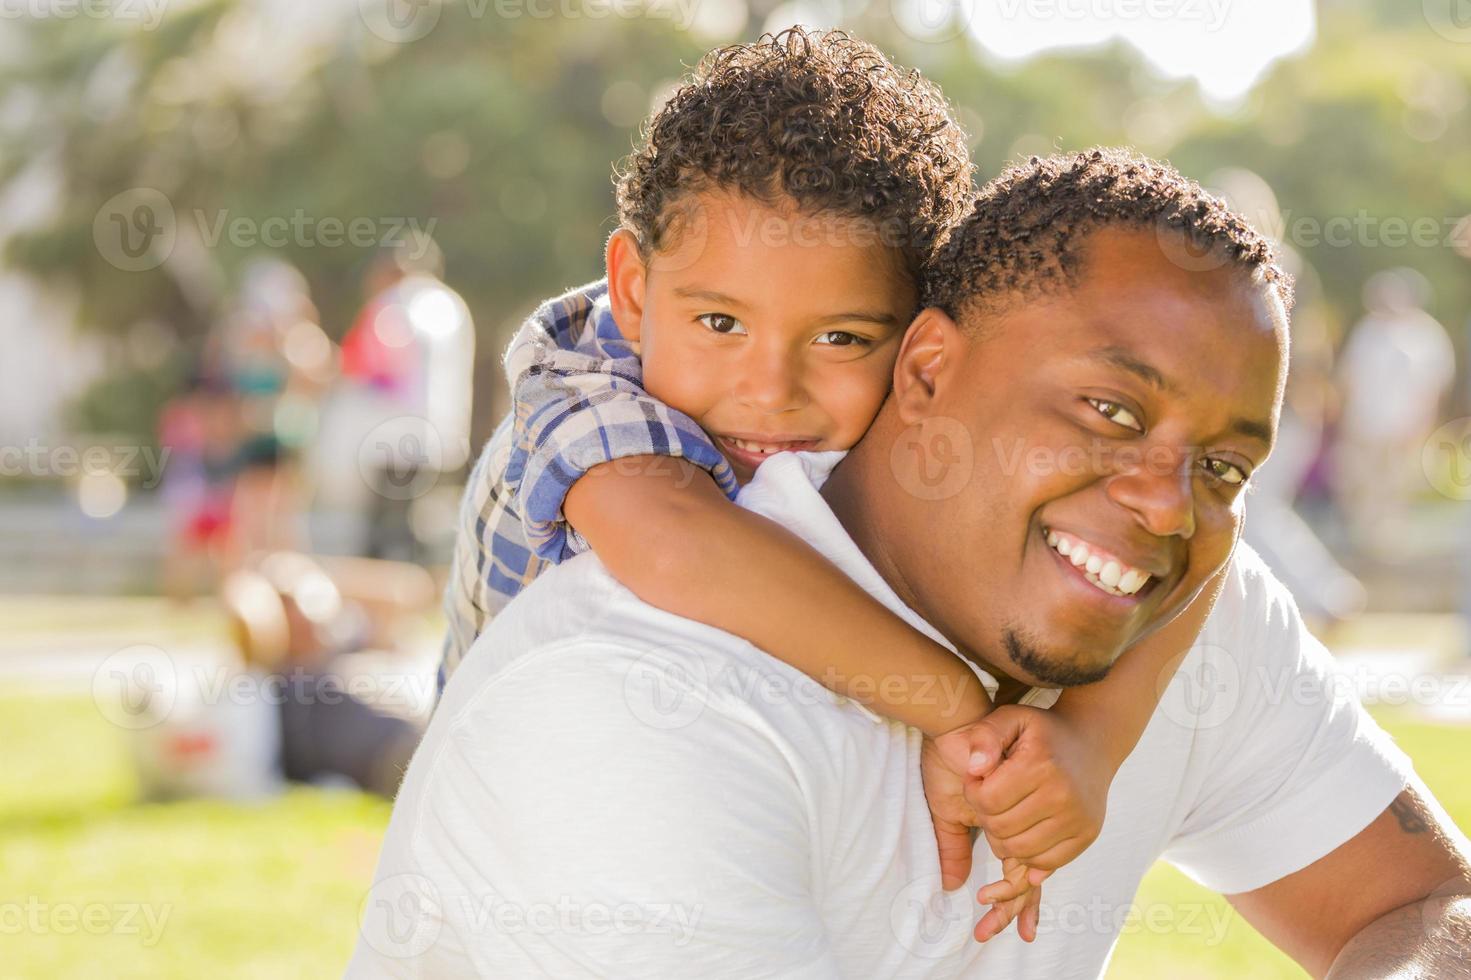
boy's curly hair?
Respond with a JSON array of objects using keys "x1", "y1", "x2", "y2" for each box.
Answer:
[
  {"x1": 923, "y1": 147, "x2": 1294, "y2": 320},
  {"x1": 614, "y1": 27, "x2": 975, "y2": 280}
]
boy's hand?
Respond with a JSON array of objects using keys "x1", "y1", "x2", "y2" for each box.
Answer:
[
  {"x1": 923, "y1": 718, "x2": 1052, "y2": 941},
  {"x1": 919, "y1": 732, "x2": 986, "y2": 891},
  {"x1": 969, "y1": 703, "x2": 1111, "y2": 876}
]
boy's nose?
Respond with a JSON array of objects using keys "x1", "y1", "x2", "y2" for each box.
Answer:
[{"x1": 733, "y1": 350, "x2": 808, "y2": 413}]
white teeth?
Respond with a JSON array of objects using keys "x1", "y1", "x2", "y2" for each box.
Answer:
[{"x1": 1044, "y1": 528, "x2": 1153, "y2": 598}]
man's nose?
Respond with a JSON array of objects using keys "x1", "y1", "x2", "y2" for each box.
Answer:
[
  {"x1": 733, "y1": 345, "x2": 807, "y2": 413},
  {"x1": 1105, "y1": 448, "x2": 1197, "y2": 539}
]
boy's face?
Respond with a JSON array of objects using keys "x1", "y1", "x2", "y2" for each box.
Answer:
[
  {"x1": 868, "y1": 227, "x2": 1287, "y2": 689},
  {"x1": 608, "y1": 190, "x2": 915, "y2": 484}
]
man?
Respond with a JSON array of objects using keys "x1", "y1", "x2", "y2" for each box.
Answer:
[{"x1": 348, "y1": 150, "x2": 1471, "y2": 977}]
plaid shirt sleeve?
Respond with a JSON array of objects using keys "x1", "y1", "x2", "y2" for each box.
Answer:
[
  {"x1": 437, "y1": 279, "x2": 738, "y2": 690},
  {"x1": 504, "y1": 278, "x2": 739, "y2": 563}
]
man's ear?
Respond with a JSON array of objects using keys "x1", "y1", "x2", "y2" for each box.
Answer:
[
  {"x1": 605, "y1": 228, "x2": 647, "y2": 343},
  {"x1": 892, "y1": 307, "x2": 964, "y2": 425}
]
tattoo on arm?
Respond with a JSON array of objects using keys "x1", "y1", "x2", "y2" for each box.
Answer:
[{"x1": 1389, "y1": 792, "x2": 1429, "y2": 834}]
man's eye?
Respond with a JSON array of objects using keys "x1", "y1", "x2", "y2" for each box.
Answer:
[
  {"x1": 815, "y1": 330, "x2": 869, "y2": 348},
  {"x1": 1086, "y1": 397, "x2": 1143, "y2": 433},
  {"x1": 697, "y1": 314, "x2": 746, "y2": 336},
  {"x1": 1201, "y1": 457, "x2": 1248, "y2": 487}
]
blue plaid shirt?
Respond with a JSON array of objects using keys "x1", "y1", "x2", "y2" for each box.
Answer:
[{"x1": 439, "y1": 279, "x2": 740, "y2": 685}]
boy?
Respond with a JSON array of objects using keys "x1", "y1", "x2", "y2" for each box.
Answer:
[{"x1": 441, "y1": 29, "x2": 1212, "y2": 941}]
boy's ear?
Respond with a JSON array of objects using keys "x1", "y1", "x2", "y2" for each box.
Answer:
[
  {"x1": 892, "y1": 307, "x2": 964, "y2": 425},
  {"x1": 605, "y1": 228, "x2": 647, "y2": 343}
]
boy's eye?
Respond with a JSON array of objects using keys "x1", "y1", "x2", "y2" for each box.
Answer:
[
  {"x1": 815, "y1": 330, "x2": 870, "y2": 348},
  {"x1": 1086, "y1": 397, "x2": 1143, "y2": 433},
  {"x1": 697, "y1": 314, "x2": 746, "y2": 336},
  {"x1": 1200, "y1": 457, "x2": 1249, "y2": 487}
]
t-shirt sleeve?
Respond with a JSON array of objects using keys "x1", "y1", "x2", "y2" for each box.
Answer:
[
  {"x1": 502, "y1": 295, "x2": 738, "y2": 564},
  {"x1": 1161, "y1": 545, "x2": 1414, "y2": 895},
  {"x1": 355, "y1": 643, "x2": 839, "y2": 978}
]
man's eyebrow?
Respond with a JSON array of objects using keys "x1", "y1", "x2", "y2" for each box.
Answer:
[
  {"x1": 1087, "y1": 345, "x2": 1273, "y2": 446},
  {"x1": 1228, "y1": 415, "x2": 1274, "y2": 447},
  {"x1": 1087, "y1": 345, "x2": 1181, "y2": 396}
]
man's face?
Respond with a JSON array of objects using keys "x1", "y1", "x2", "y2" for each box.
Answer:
[
  {"x1": 622, "y1": 190, "x2": 914, "y2": 484},
  {"x1": 887, "y1": 228, "x2": 1286, "y2": 688}
]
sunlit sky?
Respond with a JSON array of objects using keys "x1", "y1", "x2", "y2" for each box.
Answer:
[{"x1": 773, "y1": 0, "x2": 1319, "y2": 103}]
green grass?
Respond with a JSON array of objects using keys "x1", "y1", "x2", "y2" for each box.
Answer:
[
  {"x1": 1107, "y1": 708, "x2": 1471, "y2": 979},
  {"x1": 0, "y1": 690, "x2": 389, "y2": 979},
  {"x1": 2, "y1": 689, "x2": 1466, "y2": 978}
]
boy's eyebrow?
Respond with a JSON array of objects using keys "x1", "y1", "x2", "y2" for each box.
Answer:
[
  {"x1": 1086, "y1": 344, "x2": 1273, "y2": 446},
  {"x1": 812, "y1": 310, "x2": 902, "y2": 329},
  {"x1": 673, "y1": 287, "x2": 749, "y2": 309},
  {"x1": 674, "y1": 287, "x2": 899, "y2": 328}
]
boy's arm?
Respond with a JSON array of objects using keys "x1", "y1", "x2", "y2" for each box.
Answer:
[{"x1": 563, "y1": 457, "x2": 993, "y2": 736}]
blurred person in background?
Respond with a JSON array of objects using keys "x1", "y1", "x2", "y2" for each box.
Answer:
[
  {"x1": 1335, "y1": 268, "x2": 1456, "y2": 558},
  {"x1": 216, "y1": 258, "x2": 335, "y2": 565},
  {"x1": 1208, "y1": 169, "x2": 1366, "y2": 625},
  {"x1": 332, "y1": 234, "x2": 474, "y2": 562},
  {"x1": 157, "y1": 367, "x2": 240, "y2": 600}
]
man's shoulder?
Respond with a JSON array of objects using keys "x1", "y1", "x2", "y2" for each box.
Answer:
[
  {"x1": 443, "y1": 553, "x2": 844, "y2": 725},
  {"x1": 1200, "y1": 540, "x2": 1299, "y2": 650}
]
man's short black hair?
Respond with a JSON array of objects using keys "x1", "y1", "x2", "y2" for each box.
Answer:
[{"x1": 922, "y1": 147, "x2": 1294, "y2": 321}]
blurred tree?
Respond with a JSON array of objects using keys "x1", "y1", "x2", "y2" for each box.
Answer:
[{"x1": 4, "y1": 0, "x2": 1468, "y2": 451}]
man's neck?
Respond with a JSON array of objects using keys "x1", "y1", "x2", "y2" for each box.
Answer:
[{"x1": 819, "y1": 426, "x2": 1033, "y2": 705}]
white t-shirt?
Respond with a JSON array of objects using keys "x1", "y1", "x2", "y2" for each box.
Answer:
[{"x1": 348, "y1": 452, "x2": 1412, "y2": 978}]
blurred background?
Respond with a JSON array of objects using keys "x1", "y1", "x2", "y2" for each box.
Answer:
[{"x1": 2, "y1": 0, "x2": 1468, "y2": 976}]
